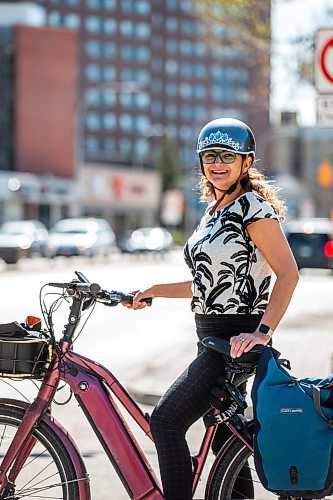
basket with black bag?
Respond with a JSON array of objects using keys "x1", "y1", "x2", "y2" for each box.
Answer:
[
  {"x1": 251, "y1": 347, "x2": 333, "y2": 499},
  {"x1": 0, "y1": 318, "x2": 52, "y2": 379}
]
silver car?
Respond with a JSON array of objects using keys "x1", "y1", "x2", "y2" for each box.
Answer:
[{"x1": 45, "y1": 218, "x2": 116, "y2": 258}]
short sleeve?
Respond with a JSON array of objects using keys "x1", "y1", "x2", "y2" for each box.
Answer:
[{"x1": 241, "y1": 192, "x2": 279, "y2": 229}]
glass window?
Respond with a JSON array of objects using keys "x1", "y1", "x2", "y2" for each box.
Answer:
[
  {"x1": 48, "y1": 11, "x2": 61, "y2": 25},
  {"x1": 166, "y1": 17, "x2": 177, "y2": 32},
  {"x1": 120, "y1": 20, "x2": 150, "y2": 38},
  {"x1": 85, "y1": 40, "x2": 101, "y2": 58},
  {"x1": 101, "y1": 90, "x2": 116, "y2": 106},
  {"x1": 121, "y1": 68, "x2": 149, "y2": 84},
  {"x1": 86, "y1": 0, "x2": 101, "y2": 9},
  {"x1": 165, "y1": 81, "x2": 177, "y2": 97},
  {"x1": 86, "y1": 136, "x2": 102, "y2": 151},
  {"x1": 103, "y1": 0, "x2": 116, "y2": 9},
  {"x1": 134, "y1": 115, "x2": 150, "y2": 132},
  {"x1": 165, "y1": 103, "x2": 177, "y2": 119},
  {"x1": 119, "y1": 114, "x2": 133, "y2": 132},
  {"x1": 165, "y1": 59, "x2": 178, "y2": 76},
  {"x1": 104, "y1": 137, "x2": 116, "y2": 152},
  {"x1": 135, "y1": 92, "x2": 150, "y2": 108},
  {"x1": 102, "y1": 66, "x2": 116, "y2": 80},
  {"x1": 103, "y1": 18, "x2": 116, "y2": 34},
  {"x1": 102, "y1": 113, "x2": 116, "y2": 130},
  {"x1": 119, "y1": 138, "x2": 132, "y2": 156},
  {"x1": 122, "y1": 0, "x2": 150, "y2": 15},
  {"x1": 134, "y1": 138, "x2": 149, "y2": 156},
  {"x1": 86, "y1": 112, "x2": 101, "y2": 131},
  {"x1": 85, "y1": 16, "x2": 101, "y2": 32},
  {"x1": 166, "y1": 0, "x2": 177, "y2": 10},
  {"x1": 166, "y1": 39, "x2": 178, "y2": 54},
  {"x1": 121, "y1": 45, "x2": 150, "y2": 63},
  {"x1": 179, "y1": 82, "x2": 191, "y2": 98},
  {"x1": 85, "y1": 64, "x2": 101, "y2": 81},
  {"x1": 103, "y1": 42, "x2": 116, "y2": 58}
]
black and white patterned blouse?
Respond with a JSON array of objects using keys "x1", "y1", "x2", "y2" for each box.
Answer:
[{"x1": 184, "y1": 191, "x2": 279, "y2": 315}]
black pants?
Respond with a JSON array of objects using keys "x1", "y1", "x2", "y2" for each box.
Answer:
[{"x1": 149, "y1": 314, "x2": 261, "y2": 500}]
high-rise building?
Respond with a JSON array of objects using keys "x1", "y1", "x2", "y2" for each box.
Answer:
[{"x1": 39, "y1": 0, "x2": 270, "y2": 168}]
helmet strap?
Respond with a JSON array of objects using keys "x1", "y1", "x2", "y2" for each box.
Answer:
[{"x1": 207, "y1": 158, "x2": 248, "y2": 216}]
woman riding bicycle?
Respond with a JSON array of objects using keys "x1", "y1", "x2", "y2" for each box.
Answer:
[{"x1": 125, "y1": 117, "x2": 299, "y2": 500}]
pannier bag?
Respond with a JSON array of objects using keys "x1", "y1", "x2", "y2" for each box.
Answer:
[
  {"x1": 0, "y1": 321, "x2": 52, "y2": 378},
  {"x1": 251, "y1": 347, "x2": 333, "y2": 499}
]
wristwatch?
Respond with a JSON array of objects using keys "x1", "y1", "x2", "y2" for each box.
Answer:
[{"x1": 257, "y1": 323, "x2": 274, "y2": 338}]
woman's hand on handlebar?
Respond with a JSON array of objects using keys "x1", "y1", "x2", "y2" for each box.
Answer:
[
  {"x1": 230, "y1": 331, "x2": 270, "y2": 358},
  {"x1": 122, "y1": 288, "x2": 154, "y2": 310}
]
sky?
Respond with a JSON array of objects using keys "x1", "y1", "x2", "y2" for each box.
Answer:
[{"x1": 271, "y1": 0, "x2": 333, "y2": 126}]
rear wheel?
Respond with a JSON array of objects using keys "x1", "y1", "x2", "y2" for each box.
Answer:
[
  {"x1": 0, "y1": 404, "x2": 81, "y2": 499},
  {"x1": 208, "y1": 439, "x2": 311, "y2": 500}
]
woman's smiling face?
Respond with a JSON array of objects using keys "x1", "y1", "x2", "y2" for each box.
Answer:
[{"x1": 201, "y1": 148, "x2": 248, "y2": 191}]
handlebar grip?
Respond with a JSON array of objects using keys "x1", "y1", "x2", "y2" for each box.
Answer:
[{"x1": 122, "y1": 294, "x2": 152, "y2": 306}]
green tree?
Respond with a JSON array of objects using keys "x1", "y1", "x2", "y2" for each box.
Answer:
[{"x1": 156, "y1": 137, "x2": 184, "y2": 192}]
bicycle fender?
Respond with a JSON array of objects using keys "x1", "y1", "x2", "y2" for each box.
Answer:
[{"x1": 0, "y1": 398, "x2": 91, "y2": 500}]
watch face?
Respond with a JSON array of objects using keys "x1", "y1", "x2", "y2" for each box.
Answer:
[{"x1": 259, "y1": 324, "x2": 270, "y2": 334}]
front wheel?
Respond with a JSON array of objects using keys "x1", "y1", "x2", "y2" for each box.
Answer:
[
  {"x1": 0, "y1": 404, "x2": 80, "y2": 499},
  {"x1": 207, "y1": 439, "x2": 309, "y2": 500}
]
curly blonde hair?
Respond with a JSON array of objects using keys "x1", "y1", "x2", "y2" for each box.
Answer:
[{"x1": 199, "y1": 162, "x2": 287, "y2": 222}]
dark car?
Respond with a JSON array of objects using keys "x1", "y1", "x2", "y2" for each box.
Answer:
[
  {"x1": 45, "y1": 217, "x2": 116, "y2": 258},
  {"x1": 0, "y1": 220, "x2": 48, "y2": 264},
  {"x1": 285, "y1": 218, "x2": 333, "y2": 272},
  {"x1": 119, "y1": 227, "x2": 173, "y2": 254}
]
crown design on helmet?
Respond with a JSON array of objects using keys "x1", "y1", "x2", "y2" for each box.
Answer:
[{"x1": 197, "y1": 130, "x2": 240, "y2": 152}]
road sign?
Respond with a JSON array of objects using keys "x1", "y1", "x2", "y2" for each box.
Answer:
[
  {"x1": 317, "y1": 95, "x2": 333, "y2": 126},
  {"x1": 315, "y1": 29, "x2": 333, "y2": 94}
]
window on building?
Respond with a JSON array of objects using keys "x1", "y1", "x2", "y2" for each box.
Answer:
[
  {"x1": 86, "y1": 135, "x2": 102, "y2": 151},
  {"x1": 121, "y1": 67, "x2": 150, "y2": 84},
  {"x1": 86, "y1": 112, "x2": 102, "y2": 131},
  {"x1": 102, "y1": 113, "x2": 116, "y2": 130},
  {"x1": 102, "y1": 66, "x2": 116, "y2": 80},
  {"x1": 165, "y1": 81, "x2": 177, "y2": 97},
  {"x1": 166, "y1": 39, "x2": 178, "y2": 54},
  {"x1": 103, "y1": 137, "x2": 116, "y2": 152},
  {"x1": 120, "y1": 20, "x2": 150, "y2": 39},
  {"x1": 103, "y1": 42, "x2": 116, "y2": 58},
  {"x1": 165, "y1": 103, "x2": 177, "y2": 119},
  {"x1": 134, "y1": 138, "x2": 149, "y2": 156},
  {"x1": 165, "y1": 59, "x2": 178, "y2": 76},
  {"x1": 122, "y1": 0, "x2": 151, "y2": 15},
  {"x1": 119, "y1": 114, "x2": 133, "y2": 132},
  {"x1": 85, "y1": 16, "x2": 101, "y2": 32},
  {"x1": 85, "y1": 64, "x2": 101, "y2": 81},
  {"x1": 85, "y1": 40, "x2": 101, "y2": 58},
  {"x1": 166, "y1": 17, "x2": 177, "y2": 32},
  {"x1": 103, "y1": 18, "x2": 116, "y2": 34},
  {"x1": 121, "y1": 45, "x2": 150, "y2": 63},
  {"x1": 119, "y1": 138, "x2": 133, "y2": 156},
  {"x1": 166, "y1": 0, "x2": 177, "y2": 10}
]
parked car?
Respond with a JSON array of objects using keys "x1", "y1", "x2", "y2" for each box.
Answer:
[
  {"x1": 0, "y1": 220, "x2": 48, "y2": 264},
  {"x1": 119, "y1": 227, "x2": 173, "y2": 254},
  {"x1": 45, "y1": 218, "x2": 116, "y2": 258},
  {"x1": 285, "y1": 218, "x2": 333, "y2": 272}
]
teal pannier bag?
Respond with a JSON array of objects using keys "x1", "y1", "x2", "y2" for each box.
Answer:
[{"x1": 251, "y1": 347, "x2": 333, "y2": 499}]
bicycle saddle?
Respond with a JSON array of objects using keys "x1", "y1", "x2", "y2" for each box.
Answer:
[{"x1": 201, "y1": 336, "x2": 281, "y2": 366}]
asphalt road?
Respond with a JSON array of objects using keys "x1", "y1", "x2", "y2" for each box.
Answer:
[{"x1": 0, "y1": 251, "x2": 332, "y2": 499}]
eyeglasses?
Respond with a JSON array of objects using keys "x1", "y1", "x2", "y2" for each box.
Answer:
[{"x1": 200, "y1": 150, "x2": 237, "y2": 164}]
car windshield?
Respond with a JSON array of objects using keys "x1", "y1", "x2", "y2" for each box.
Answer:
[
  {"x1": 0, "y1": 223, "x2": 30, "y2": 235},
  {"x1": 52, "y1": 228, "x2": 89, "y2": 234}
]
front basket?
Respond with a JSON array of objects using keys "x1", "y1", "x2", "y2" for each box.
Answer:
[{"x1": 0, "y1": 323, "x2": 52, "y2": 379}]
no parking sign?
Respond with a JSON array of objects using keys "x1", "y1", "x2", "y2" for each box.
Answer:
[{"x1": 315, "y1": 29, "x2": 333, "y2": 94}]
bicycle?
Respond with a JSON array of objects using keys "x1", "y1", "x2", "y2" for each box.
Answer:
[{"x1": 0, "y1": 271, "x2": 291, "y2": 499}]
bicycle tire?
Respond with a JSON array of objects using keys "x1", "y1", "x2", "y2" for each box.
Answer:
[
  {"x1": 0, "y1": 403, "x2": 80, "y2": 499},
  {"x1": 207, "y1": 438, "x2": 313, "y2": 500}
]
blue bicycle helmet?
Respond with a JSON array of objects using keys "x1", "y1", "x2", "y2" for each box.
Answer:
[{"x1": 197, "y1": 118, "x2": 256, "y2": 157}]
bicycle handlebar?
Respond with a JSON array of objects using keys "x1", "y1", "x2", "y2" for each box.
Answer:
[{"x1": 47, "y1": 277, "x2": 152, "y2": 306}]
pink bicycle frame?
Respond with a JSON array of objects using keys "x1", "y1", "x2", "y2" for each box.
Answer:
[{"x1": 0, "y1": 338, "x2": 253, "y2": 499}]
